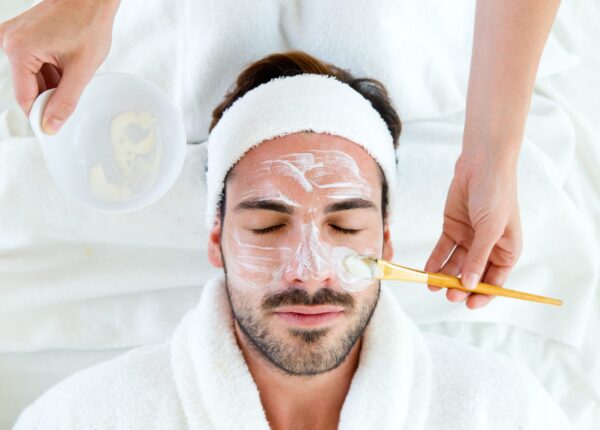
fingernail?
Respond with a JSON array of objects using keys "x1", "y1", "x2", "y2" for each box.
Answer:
[
  {"x1": 462, "y1": 273, "x2": 479, "y2": 290},
  {"x1": 42, "y1": 117, "x2": 63, "y2": 135}
]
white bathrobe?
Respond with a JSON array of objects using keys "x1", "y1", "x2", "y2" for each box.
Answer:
[{"x1": 13, "y1": 275, "x2": 570, "y2": 430}]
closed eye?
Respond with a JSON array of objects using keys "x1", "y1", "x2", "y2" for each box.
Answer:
[
  {"x1": 330, "y1": 224, "x2": 361, "y2": 235},
  {"x1": 252, "y1": 225, "x2": 285, "y2": 235}
]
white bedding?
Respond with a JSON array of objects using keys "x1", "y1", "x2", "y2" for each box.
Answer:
[{"x1": 1, "y1": 0, "x2": 598, "y2": 428}]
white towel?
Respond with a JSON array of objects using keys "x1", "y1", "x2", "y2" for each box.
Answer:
[
  {"x1": 204, "y1": 74, "x2": 397, "y2": 227},
  {"x1": 13, "y1": 276, "x2": 570, "y2": 429},
  {"x1": 0, "y1": 0, "x2": 593, "y2": 354}
]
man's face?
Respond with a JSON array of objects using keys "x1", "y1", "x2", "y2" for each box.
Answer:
[{"x1": 208, "y1": 132, "x2": 393, "y2": 375}]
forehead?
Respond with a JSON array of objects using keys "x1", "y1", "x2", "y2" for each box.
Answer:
[{"x1": 229, "y1": 132, "x2": 382, "y2": 184}]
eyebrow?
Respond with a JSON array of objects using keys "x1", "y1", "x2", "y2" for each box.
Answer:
[
  {"x1": 234, "y1": 199, "x2": 295, "y2": 214},
  {"x1": 234, "y1": 197, "x2": 377, "y2": 215},
  {"x1": 324, "y1": 198, "x2": 377, "y2": 214}
]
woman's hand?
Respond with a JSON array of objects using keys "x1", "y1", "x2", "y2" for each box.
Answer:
[
  {"x1": 426, "y1": 0, "x2": 560, "y2": 309},
  {"x1": 425, "y1": 153, "x2": 522, "y2": 309},
  {"x1": 0, "y1": 0, "x2": 120, "y2": 134}
]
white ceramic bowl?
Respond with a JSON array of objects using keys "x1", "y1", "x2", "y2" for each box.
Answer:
[{"x1": 29, "y1": 73, "x2": 186, "y2": 212}]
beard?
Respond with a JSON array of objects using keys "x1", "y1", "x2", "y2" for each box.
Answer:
[{"x1": 224, "y1": 270, "x2": 380, "y2": 376}]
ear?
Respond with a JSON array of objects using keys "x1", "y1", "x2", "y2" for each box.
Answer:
[
  {"x1": 208, "y1": 217, "x2": 224, "y2": 268},
  {"x1": 382, "y1": 221, "x2": 394, "y2": 261}
]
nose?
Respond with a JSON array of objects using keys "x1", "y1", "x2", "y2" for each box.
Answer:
[{"x1": 282, "y1": 222, "x2": 337, "y2": 292}]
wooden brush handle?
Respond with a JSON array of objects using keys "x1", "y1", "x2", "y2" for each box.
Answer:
[{"x1": 427, "y1": 272, "x2": 562, "y2": 306}]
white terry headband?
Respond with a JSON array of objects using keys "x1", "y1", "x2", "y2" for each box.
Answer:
[{"x1": 205, "y1": 73, "x2": 397, "y2": 228}]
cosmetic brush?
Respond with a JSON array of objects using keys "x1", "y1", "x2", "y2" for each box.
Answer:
[{"x1": 345, "y1": 256, "x2": 562, "y2": 306}]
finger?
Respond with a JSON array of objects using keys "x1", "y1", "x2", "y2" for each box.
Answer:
[
  {"x1": 9, "y1": 63, "x2": 39, "y2": 115},
  {"x1": 441, "y1": 245, "x2": 467, "y2": 276},
  {"x1": 446, "y1": 269, "x2": 487, "y2": 306},
  {"x1": 482, "y1": 264, "x2": 512, "y2": 288},
  {"x1": 425, "y1": 233, "x2": 455, "y2": 292},
  {"x1": 463, "y1": 244, "x2": 517, "y2": 310},
  {"x1": 42, "y1": 61, "x2": 94, "y2": 134},
  {"x1": 467, "y1": 266, "x2": 510, "y2": 309},
  {"x1": 447, "y1": 288, "x2": 470, "y2": 302},
  {"x1": 440, "y1": 246, "x2": 471, "y2": 302},
  {"x1": 463, "y1": 264, "x2": 507, "y2": 310},
  {"x1": 425, "y1": 233, "x2": 455, "y2": 272},
  {"x1": 464, "y1": 261, "x2": 495, "y2": 308},
  {"x1": 460, "y1": 226, "x2": 499, "y2": 291},
  {"x1": 466, "y1": 293, "x2": 494, "y2": 309}
]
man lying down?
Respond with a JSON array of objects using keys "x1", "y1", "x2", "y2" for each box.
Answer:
[{"x1": 14, "y1": 52, "x2": 569, "y2": 430}]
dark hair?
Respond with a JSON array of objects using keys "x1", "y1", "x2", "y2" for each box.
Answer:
[{"x1": 211, "y1": 51, "x2": 401, "y2": 223}]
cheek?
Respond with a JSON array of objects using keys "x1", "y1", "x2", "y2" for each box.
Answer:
[
  {"x1": 328, "y1": 224, "x2": 384, "y2": 293},
  {"x1": 332, "y1": 246, "x2": 378, "y2": 293},
  {"x1": 227, "y1": 285, "x2": 264, "y2": 327},
  {"x1": 223, "y1": 229, "x2": 292, "y2": 291}
]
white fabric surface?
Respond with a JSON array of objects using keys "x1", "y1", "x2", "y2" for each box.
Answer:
[
  {"x1": 389, "y1": 96, "x2": 597, "y2": 346},
  {"x1": 177, "y1": 0, "x2": 577, "y2": 143},
  {"x1": 205, "y1": 74, "x2": 397, "y2": 227},
  {"x1": 1, "y1": 95, "x2": 595, "y2": 349},
  {"x1": 0, "y1": 0, "x2": 599, "y2": 428},
  {"x1": 421, "y1": 2, "x2": 600, "y2": 427},
  {"x1": 13, "y1": 276, "x2": 570, "y2": 430},
  {"x1": 0, "y1": 0, "x2": 595, "y2": 348},
  {"x1": 0, "y1": 348, "x2": 131, "y2": 430}
]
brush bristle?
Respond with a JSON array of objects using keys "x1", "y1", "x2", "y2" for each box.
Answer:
[{"x1": 343, "y1": 255, "x2": 376, "y2": 279}]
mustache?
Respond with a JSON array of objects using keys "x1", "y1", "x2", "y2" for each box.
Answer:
[{"x1": 262, "y1": 287, "x2": 355, "y2": 311}]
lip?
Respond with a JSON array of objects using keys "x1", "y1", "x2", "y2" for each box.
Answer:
[{"x1": 274, "y1": 306, "x2": 345, "y2": 327}]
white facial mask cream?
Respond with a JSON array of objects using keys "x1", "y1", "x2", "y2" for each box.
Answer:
[
  {"x1": 257, "y1": 150, "x2": 373, "y2": 201},
  {"x1": 89, "y1": 110, "x2": 162, "y2": 202},
  {"x1": 240, "y1": 182, "x2": 300, "y2": 208},
  {"x1": 227, "y1": 223, "x2": 378, "y2": 294},
  {"x1": 224, "y1": 148, "x2": 380, "y2": 293},
  {"x1": 343, "y1": 254, "x2": 375, "y2": 280}
]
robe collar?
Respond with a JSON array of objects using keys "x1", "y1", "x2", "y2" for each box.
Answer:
[{"x1": 171, "y1": 275, "x2": 432, "y2": 429}]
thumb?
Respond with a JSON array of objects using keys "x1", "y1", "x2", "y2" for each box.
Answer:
[
  {"x1": 461, "y1": 226, "x2": 499, "y2": 290},
  {"x1": 41, "y1": 63, "x2": 93, "y2": 135}
]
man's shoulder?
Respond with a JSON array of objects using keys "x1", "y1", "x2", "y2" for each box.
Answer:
[
  {"x1": 14, "y1": 342, "x2": 184, "y2": 430},
  {"x1": 422, "y1": 332, "x2": 570, "y2": 429}
]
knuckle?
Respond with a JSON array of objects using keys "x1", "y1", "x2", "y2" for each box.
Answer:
[
  {"x1": 468, "y1": 255, "x2": 488, "y2": 269},
  {"x1": 442, "y1": 218, "x2": 462, "y2": 234},
  {"x1": 495, "y1": 249, "x2": 519, "y2": 267},
  {"x1": 503, "y1": 253, "x2": 519, "y2": 267},
  {"x1": 1, "y1": 30, "x2": 26, "y2": 56}
]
